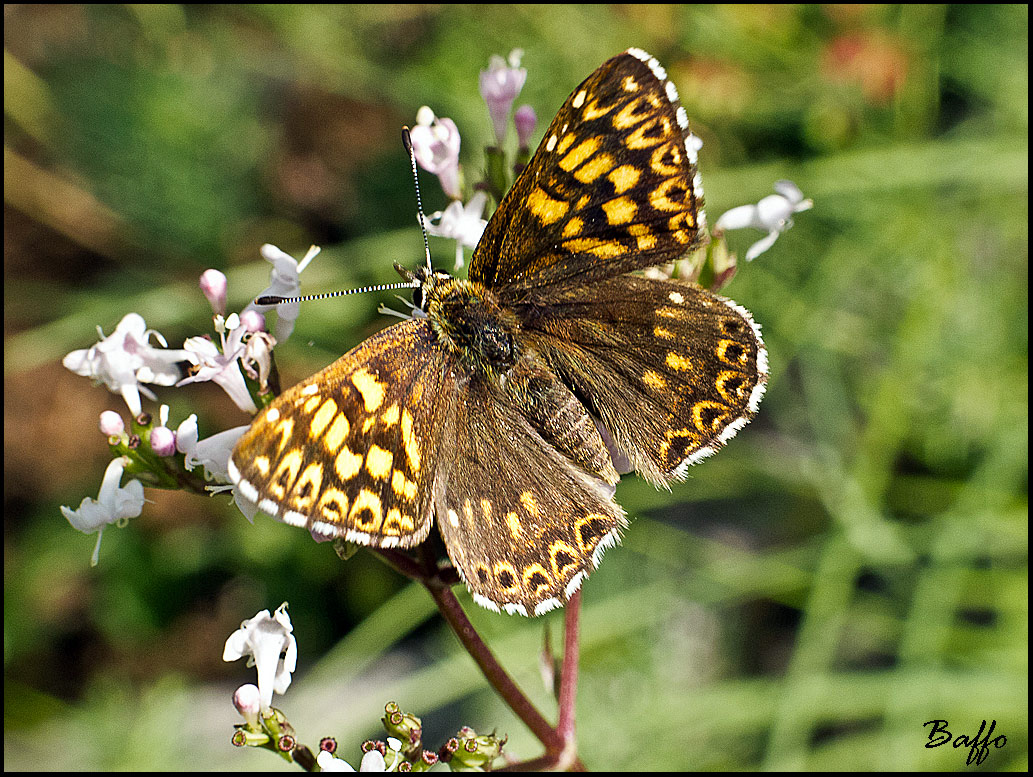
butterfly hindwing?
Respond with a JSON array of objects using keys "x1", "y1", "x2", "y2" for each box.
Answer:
[
  {"x1": 434, "y1": 363, "x2": 626, "y2": 616},
  {"x1": 470, "y1": 48, "x2": 705, "y2": 295},
  {"x1": 518, "y1": 275, "x2": 768, "y2": 486}
]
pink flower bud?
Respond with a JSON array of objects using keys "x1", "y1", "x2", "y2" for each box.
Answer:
[
  {"x1": 200, "y1": 269, "x2": 228, "y2": 315},
  {"x1": 149, "y1": 425, "x2": 176, "y2": 457},
  {"x1": 514, "y1": 104, "x2": 537, "y2": 149},
  {"x1": 99, "y1": 410, "x2": 125, "y2": 436},
  {"x1": 239, "y1": 309, "x2": 266, "y2": 333},
  {"x1": 233, "y1": 683, "x2": 262, "y2": 729}
]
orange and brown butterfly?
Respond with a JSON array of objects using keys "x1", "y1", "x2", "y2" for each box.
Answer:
[{"x1": 228, "y1": 48, "x2": 768, "y2": 616}]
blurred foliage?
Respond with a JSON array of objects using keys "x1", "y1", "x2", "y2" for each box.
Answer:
[{"x1": 4, "y1": 4, "x2": 1027, "y2": 772}]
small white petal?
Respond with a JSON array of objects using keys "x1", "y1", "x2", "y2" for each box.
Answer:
[
  {"x1": 715, "y1": 203, "x2": 763, "y2": 232},
  {"x1": 745, "y1": 230, "x2": 783, "y2": 262},
  {"x1": 318, "y1": 751, "x2": 357, "y2": 772},
  {"x1": 415, "y1": 105, "x2": 436, "y2": 126},
  {"x1": 359, "y1": 750, "x2": 387, "y2": 772}
]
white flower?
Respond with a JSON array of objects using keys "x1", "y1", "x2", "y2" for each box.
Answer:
[
  {"x1": 360, "y1": 750, "x2": 388, "y2": 772},
  {"x1": 177, "y1": 314, "x2": 257, "y2": 414},
  {"x1": 223, "y1": 603, "x2": 297, "y2": 714},
  {"x1": 173, "y1": 415, "x2": 256, "y2": 518},
  {"x1": 240, "y1": 329, "x2": 276, "y2": 395},
  {"x1": 63, "y1": 313, "x2": 191, "y2": 416},
  {"x1": 174, "y1": 414, "x2": 255, "y2": 515},
  {"x1": 317, "y1": 751, "x2": 357, "y2": 772},
  {"x1": 61, "y1": 457, "x2": 145, "y2": 566},
  {"x1": 315, "y1": 742, "x2": 393, "y2": 772},
  {"x1": 244, "y1": 244, "x2": 320, "y2": 343},
  {"x1": 715, "y1": 180, "x2": 813, "y2": 261},
  {"x1": 409, "y1": 108, "x2": 462, "y2": 200},
  {"x1": 425, "y1": 191, "x2": 488, "y2": 270}
]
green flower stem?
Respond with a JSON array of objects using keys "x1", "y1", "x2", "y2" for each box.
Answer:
[{"x1": 484, "y1": 146, "x2": 510, "y2": 204}]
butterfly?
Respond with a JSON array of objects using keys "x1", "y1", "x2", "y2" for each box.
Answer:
[{"x1": 228, "y1": 48, "x2": 767, "y2": 616}]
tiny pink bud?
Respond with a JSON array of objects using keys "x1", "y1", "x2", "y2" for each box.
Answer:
[
  {"x1": 233, "y1": 683, "x2": 262, "y2": 729},
  {"x1": 514, "y1": 104, "x2": 536, "y2": 148},
  {"x1": 149, "y1": 425, "x2": 176, "y2": 457},
  {"x1": 99, "y1": 410, "x2": 125, "y2": 436},
  {"x1": 200, "y1": 269, "x2": 228, "y2": 315},
  {"x1": 239, "y1": 309, "x2": 266, "y2": 333}
]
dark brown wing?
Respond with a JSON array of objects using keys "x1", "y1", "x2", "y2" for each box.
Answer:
[
  {"x1": 517, "y1": 275, "x2": 768, "y2": 487},
  {"x1": 433, "y1": 359, "x2": 626, "y2": 616},
  {"x1": 470, "y1": 48, "x2": 705, "y2": 297}
]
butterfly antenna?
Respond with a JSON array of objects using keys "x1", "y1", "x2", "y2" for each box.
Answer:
[
  {"x1": 255, "y1": 282, "x2": 416, "y2": 307},
  {"x1": 256, "y1": 130, "x2": 435, "y2": 308},
  {"x1": 402, "y1": 126, "x2": 434, "y2": 273}
]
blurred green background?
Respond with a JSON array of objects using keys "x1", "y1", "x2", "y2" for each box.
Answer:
[{"x1": 4, "y1": 4, "x2": 1027, "y2": 771}]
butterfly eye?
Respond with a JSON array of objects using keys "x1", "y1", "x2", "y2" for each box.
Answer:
[{"x1": 412, "y1": 286, "x2": 425, "y2": 310}]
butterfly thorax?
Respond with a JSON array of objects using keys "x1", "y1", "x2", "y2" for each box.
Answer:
[{"x1": 420, "y1": 272, "x2": 519, "y2": 374}]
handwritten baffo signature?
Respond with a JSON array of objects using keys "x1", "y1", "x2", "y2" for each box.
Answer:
[{"x1": 923, "y1": 719, "x2": 1007, "y2": 766}]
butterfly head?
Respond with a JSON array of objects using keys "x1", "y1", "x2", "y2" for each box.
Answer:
[
  {"x1": 394, "y1": 261, "x2": 517, "y2": 371},
  {"x1": 393, "y1": 261, "x2": 453, "y2": 313}
]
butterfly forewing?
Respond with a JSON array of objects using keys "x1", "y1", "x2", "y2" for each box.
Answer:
[
  {"x1": 229, "y1": 320, "x2": 454, "y2": 547},
  {"x1": 470, "y1": 49, "x2": 705, "y2": 295}
]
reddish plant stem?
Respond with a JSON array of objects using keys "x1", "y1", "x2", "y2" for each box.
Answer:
[
  {"x1": 422, "y1": 581, "x2": 560, "y2": 749},
  {"x1": 372, "y1": 546, "x2": 586, "y2": 769},
  {"x1": 556, "y1": 589, "x2": 581, "y2": 750}
]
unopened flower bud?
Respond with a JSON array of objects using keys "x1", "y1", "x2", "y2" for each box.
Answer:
[
  {"x1": 99, "y1": 410, "x2": 125, "y2": 437},
  {"x1": 239, "y1": 309, "x2": 266, "y2": 333},
  {"x1": 149, "y1": 424, "x2": 176, "y2": 457},
  {"x1": 233, "y1": 683, "x2": 262, "y2": 729},
  {"x1": 200, "y1": 269, "x2": 228, "y2": 316},
  {"x1": 514, "y1": 104, "x2": 537, "y2": 149}
]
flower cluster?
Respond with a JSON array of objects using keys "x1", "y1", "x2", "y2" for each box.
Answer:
[
  {"x1": 223, "y1": 606, "x2": 505, "y2": 771},
  {"x1": 60, "y1": 243, "x2": 319, "y2": 563},
  {"x1": 408, "y1": 49, "x2": 536, "y2": 271}
]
